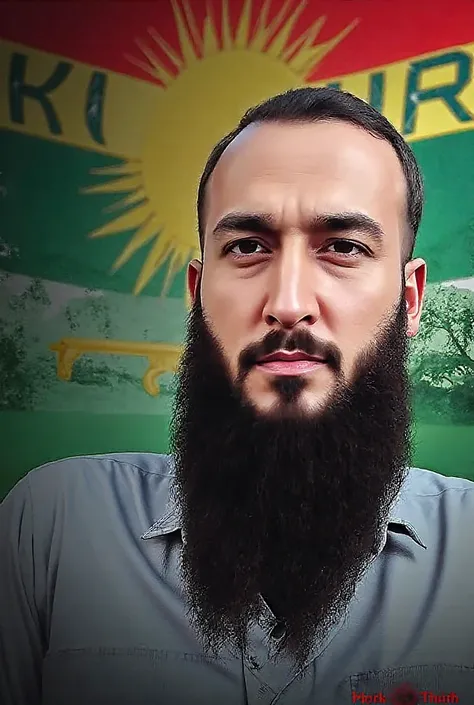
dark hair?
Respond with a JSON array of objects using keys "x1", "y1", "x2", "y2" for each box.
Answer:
[{"x1": 197, "y1": 87, "x2": 424, "y2": 263}]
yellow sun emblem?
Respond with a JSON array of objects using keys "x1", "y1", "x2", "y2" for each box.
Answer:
[{"x1": 83, "y1": 0, "x2": 357, "y2": 300}]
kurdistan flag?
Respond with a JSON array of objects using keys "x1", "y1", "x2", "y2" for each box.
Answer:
[
  {"x1": 1, "y1": 0, "x2": 474, "y2": 294},
  {"x1": 0, "y1": 0, "x2": 473, "y2": 491}
]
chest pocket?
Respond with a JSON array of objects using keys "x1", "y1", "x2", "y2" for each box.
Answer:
[{"x1": 348, "y1": 664, "x2": 474, "y2": 702}]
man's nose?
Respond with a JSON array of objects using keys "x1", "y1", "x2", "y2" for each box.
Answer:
[{"x1": 262, "y1": 239, "x2": 321, "y2": 328}]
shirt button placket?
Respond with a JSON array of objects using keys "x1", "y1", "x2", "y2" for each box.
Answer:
[{"x1": 243, "y1": 623, "x2": 277, "y2": 705}]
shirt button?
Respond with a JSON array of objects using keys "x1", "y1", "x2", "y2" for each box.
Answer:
[
  {"x1": 270, "y1": 621, "x2": 286, "y2": 640},
  {"x1": 249, "y1": 656, "x2": 261, "y2": 670}
]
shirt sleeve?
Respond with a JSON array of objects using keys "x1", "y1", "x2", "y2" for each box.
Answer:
[{"x1": 0, "y1": 474, "x2": 45, "y2": 705}]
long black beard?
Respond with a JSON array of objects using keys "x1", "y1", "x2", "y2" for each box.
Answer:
[{"x1": 170, "y1": 291, "x2": 413, "y2": 670}]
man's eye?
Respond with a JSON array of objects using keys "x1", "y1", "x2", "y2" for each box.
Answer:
[
  {"x1": 228, "y1": 239, "x2": 266, "y2": 256},
  {"x1": 325, "y1": 240, "x2": 368, "y2": 257}
]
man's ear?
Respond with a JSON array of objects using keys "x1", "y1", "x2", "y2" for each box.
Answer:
[
  {"x1": 404, "y1": 258, "x2": 427, "y2": 337},
  {"x1": 187, "y1": 259, "x2": 202, "y2": 306}
]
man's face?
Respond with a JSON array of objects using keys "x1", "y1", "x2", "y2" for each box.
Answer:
[
  {"x1": 176, "y1": 119, "x2": 426, "y2": 667},
  {"x1": 190, "y1": 120, "x2": 424, "y2": 416}
]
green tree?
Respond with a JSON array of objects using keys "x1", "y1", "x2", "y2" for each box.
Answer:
[
  {"x1": 64, "y1": 292, "x2": 116, "y2": 338},
  {"x1": 0, "y1": 320, "x2": 36, "y2": 410},
  {"x1": 0, "y1": 278, "x2": 56, "y2": 410},
  {"x1": 8, "y1": 277, "x2": 51, "y2": 312},
  {"x1": 410, "y1": 284, "x2": 473, "y2": 385},
  {"x1": 409, "y1": 284, "x2": 474, "y2": 422}
]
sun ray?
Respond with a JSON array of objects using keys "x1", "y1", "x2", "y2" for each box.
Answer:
[
  {"x1": 264, "y1": 0, "x2": 295, "y2": 47},
  {"x1": 148, "y1": 26, "x2": 183, "y2": 70},
  {"x1": 89, "y1": 162, "x2": 142, "y2": 177},
  {"x1": 111, "y1": 215, "x2": 160, "y2": 271},
  {"x1": 221, "y1": 0, "x2": 233, "y2": 50},
  {"x1": 88, "y1": 0, "x2": 357, "y2": 297},
  {"x1": 160, "y1": 248, "x2": 190, "y2": 298},
  {"x1": 281, "y1": 15, "x2": 325, "y2": 62},
  {"x1": 182, "y1": 0, "x2": 204, "y2": 55},
  {"x1": 203, "y1": 1, "x2": 219, "y2": 55},
  {"x1": 235, "y1": 0, "x2": 253, "y2": 49},
  {"x1": 171, "y1": 0, "x2": 199, "y2": 66},
  {"x1": 89, "y1": 204, "x2": 152, "y2": 238},
  {"x1": 294, "y1": 19, "x2": 358, "y2": 78},
  {"x1": 104, "y1": 189, "x2": 146, "y2": 214},
  {"x1": 134, "y1": 39, "x2": 167, "y2": 75},
  {"x1": 82, "y1": 174, "x2": 143, "y2": 195},
  {"x1": 249, "y1": 0, "x2": 272, "y2": 50},
  {"x1": 124, "y1": 53, "x2": 171, "y2": 83},
  {"x1": 266, "y1": 0, "x2": 307, "y2": 58},
  {"x1": 135, "y1": 235, "x2": 183, "y2": 295}
]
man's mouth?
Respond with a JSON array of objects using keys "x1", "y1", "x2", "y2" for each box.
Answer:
[{"x1": 256, "y1": 350, "x2": 327, "y2": 375}]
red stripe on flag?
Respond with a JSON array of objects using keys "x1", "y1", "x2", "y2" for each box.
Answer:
[{"x1": 1, "y1": 0, "x2": 474, "y2": 82}]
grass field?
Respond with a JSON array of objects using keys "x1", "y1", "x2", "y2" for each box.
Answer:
[{"x1": 1, "y1": 411, "x2": 472, "y2": 500}]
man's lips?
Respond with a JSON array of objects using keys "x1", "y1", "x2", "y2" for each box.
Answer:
[{"x1": 255, "y1": 350, "x2": 327, "y2": 375}]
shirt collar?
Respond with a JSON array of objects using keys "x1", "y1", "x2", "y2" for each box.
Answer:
[
  {"x1": 140, "y1": 469, "x2": 428, "y2": 552},
  {"x1": 141, "y1": 492, "x2": 182, "y2": 539},
  {"x1": 377, "y1": 468, "x2": 428, "y2": 552}
]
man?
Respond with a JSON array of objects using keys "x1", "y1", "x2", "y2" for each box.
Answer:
[{"x1": 1, "y1": 87, "x2": 474, "y2": 705}]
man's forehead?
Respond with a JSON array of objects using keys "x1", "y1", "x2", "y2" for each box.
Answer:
[
  {"x1": 213, "y1": 119, "x2": 401, "y2": 167},
  {"x1": 205, "y1": 120, "x2": 406, "y2": 232}
]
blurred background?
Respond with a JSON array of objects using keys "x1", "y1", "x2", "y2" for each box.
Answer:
[{"x1": 0, "y1": 0, "x2": 473, "y2": 499}]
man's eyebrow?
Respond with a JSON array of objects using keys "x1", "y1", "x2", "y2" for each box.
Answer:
[
  {"x1": 311, "y1": 212, "x2": 385, "y2": 242},
  {"x1": 211, "y1": 211, "x2": 385, "y2": 242},
  {"x1": 211, "y1": 212, "x2": 277, "y2": 240}
]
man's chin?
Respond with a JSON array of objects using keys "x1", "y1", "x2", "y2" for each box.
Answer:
[{"x1": 241, "y1": 384, "x2": 334, "y2": 420}]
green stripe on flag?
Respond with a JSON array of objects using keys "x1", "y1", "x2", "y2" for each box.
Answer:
[
  {"x1": 1, "y1": 126, "x2": 473, "y2": 296},
  {"x1": 0, "y1": 130, "x2": 186, "y2": 298},
  {"x1": 412, "y1": 130, "x2": 474, "y2": 281}
]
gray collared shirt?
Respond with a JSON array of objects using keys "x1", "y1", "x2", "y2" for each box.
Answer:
[{"x1": 1, "y1": 452, "x2": 474, "y2": 705}]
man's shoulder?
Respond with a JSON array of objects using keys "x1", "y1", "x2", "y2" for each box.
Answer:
[
  {"x1": 2, "y1": 452, "x2": 175, "y2": 514},
  {"x1": 28, "y1": 451, "x2": 175, "y2": 481},
  {"x1": 405, "y1": 466, "x2": 474, "y2": 495},
  {"x1": 21, "y1": 451, "x2": 173, "y2": 490},
  {"x1": 391, "y1": 466, "x2": 474, "y2": 543},
  {"x1": 1, "y1": 453, "x2": 176, "y2": 547}
]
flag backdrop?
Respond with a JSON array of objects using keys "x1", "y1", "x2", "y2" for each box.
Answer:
[{"x1": 0, "y1": 0, "x2": 473, "y2": 498}]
